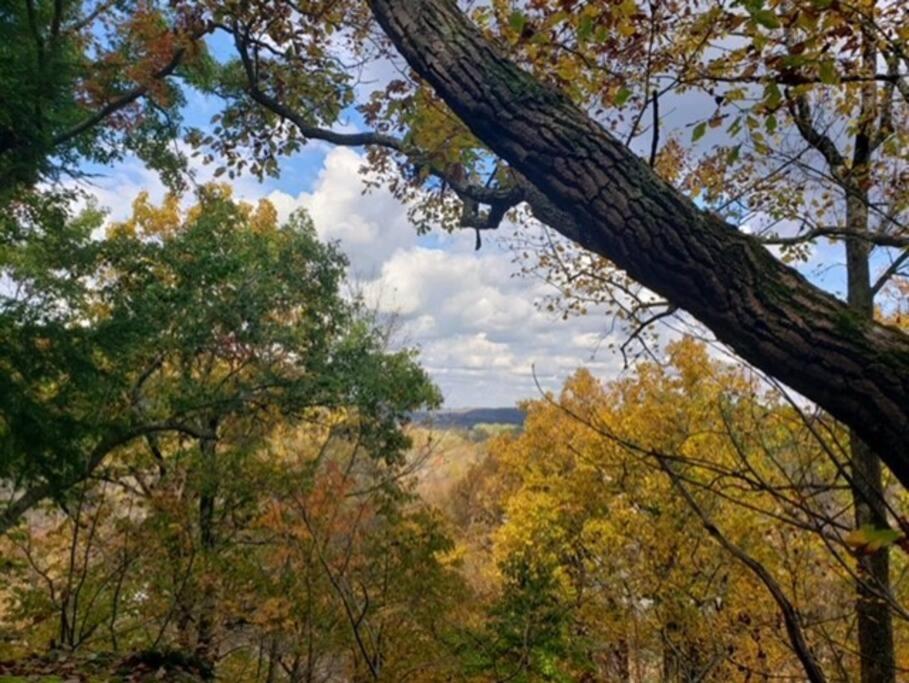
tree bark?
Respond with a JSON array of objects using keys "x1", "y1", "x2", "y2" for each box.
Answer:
[
  {"x1": 851, "y1": 434, "x2": 895, "y2": 683},
  {"x1": 366, "y1": 0, "x2": 909, "y2": 488},
  {"x1": 843, "y1": 15, "x2": 896, "y2": 677},
  {"x1": 195, "y1": 419, "x2": 220, "y2": 667},
  {"x1": 846, "y1": 187, "x2": 895, "y2": 683}
]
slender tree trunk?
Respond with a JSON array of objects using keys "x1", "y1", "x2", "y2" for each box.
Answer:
[
  {"x1": 611, "y1": 637, "x2": 630, "y2": 682},
  {"x1": 844, "y1": 13, "x2": 896, "y2": 677},
  {"x1": 195, "y1": 418, "x2": 219, "y2": 668},
  {"x1": 661, "y1": 625, "x2": 680, "y2": 683},
  {"x1": 846, "y1": 191, "x2": 895, "y2": 683},
  {"x1": 265, "y1": 637, "x2": 279, "y2": 683}
]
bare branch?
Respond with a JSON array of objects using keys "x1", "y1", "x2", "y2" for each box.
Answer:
[
  {"x1": 760, "y1": 226, "x2": 909, "y2": 249},
  {"x1": 785, "y1": 92, "x2": 845, "y2": 171},
  {"x1": 662, "y1": 462, "x2": 828, "y2": 683},
  {"x1": 872, "y1": 249, "x2": 909, "y2": 296},
  {"x1": 52, "y1": 47, "x2": 188, "y2": 148}
]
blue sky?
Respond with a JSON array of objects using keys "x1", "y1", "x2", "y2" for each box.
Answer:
[
  {"x1": 68, "y1": 34, "x2": 896, "y2": 409},
  {"x1": 78, "y1": 135, "x2": 640, "y2": 408}
]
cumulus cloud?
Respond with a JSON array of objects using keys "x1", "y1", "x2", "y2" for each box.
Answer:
[
  {"x1": 266, "y1": 148, "x2": 422, "y2": 275},
  {"x1": 264, "y1": 149, "x2": 641, "y2": 406},
  {"x1": 78, "y1": 146, "x2": 636, "y2": 408}
]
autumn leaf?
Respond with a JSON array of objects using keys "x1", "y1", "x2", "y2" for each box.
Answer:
[
  {"x1": 614, "y1": 87, "x2": 633, "y2": 106},
  {"x1": 844, "y1": 525, "x2": 903, "y2": 555}
]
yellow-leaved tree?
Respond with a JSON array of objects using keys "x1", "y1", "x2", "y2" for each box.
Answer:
[{"x1": 450, "y1": 338, "x2": 908, "y2": 681}]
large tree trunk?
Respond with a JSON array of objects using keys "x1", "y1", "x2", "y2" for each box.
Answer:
[{"x1": 366, "y1": 0, "x2": 909, "y2": 488}]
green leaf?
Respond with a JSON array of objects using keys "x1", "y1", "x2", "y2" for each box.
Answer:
[
  {"x1": 614, "y1": 87, "x2": 633, "y2": 106},
  {"x1": 726, "y1": 144, "x2": 741, "y2": 164},
  {"x1": 750, "y1": 9, "x2": 780, "y2": 29},
  {"x1": 845, "y1": 524, "x2": 903, "y2": 553},
  {"x1": 763, "y1": 82, "x2": 782, "y2": 108},
  {"x1": 781, "y1": 54, "x2": 808, "y2": 68},
  {"x1": 818, "y1": 60, "x2": 838, "y2": 85},
  {"x1": 508, "y1": 11, "x2": 526, "y2": 33},
  {"x1": 691, "y1": 121, "x2": 707, "y2": 142},
  {"x1": 578, "y1": 16, "x2": 594, "y2": 42}
]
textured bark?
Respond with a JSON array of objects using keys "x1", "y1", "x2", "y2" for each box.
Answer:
[{"x1": 367, "y1": 0, "x2": 909, "y2": 487}]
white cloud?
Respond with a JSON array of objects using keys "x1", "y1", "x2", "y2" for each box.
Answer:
[
  {"x1": 68, "y1": 158, "x2": 166, "y2": 223},
  {"x1": 77, "y1": 146, "x2": 637, "y2": 408},
  {"x1": 266, "y1": 148, "x2": 420, "y2": 276}
]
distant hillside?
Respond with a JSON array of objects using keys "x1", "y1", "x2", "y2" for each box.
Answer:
[{"x1": 411, "y1": 407, "x2": 525, "y2": 429}]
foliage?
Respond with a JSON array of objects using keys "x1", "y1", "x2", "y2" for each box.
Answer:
[
  {"x1": 0, "y1": 0, "x2": 205, "y2": 194},
  {"x1": 5, "y1": 334, "x2": 909, "y2": 680},
  {"x1": 480, "y1": 0, "x2": 908, "y2": 335},
  {"x1": 1, "y1": 0, "x2": 908, "y2": 680},
  {"x1": 446, "y1": 339, "x2": 909, "y2": 680},
  {"x1": 1, "y1": 186, "x2": 438, "y2": 526}
]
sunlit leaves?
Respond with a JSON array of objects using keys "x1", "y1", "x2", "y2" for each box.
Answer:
[
  {"x1": 614, "y1": 86, "x2": 633, "y2": 107},
  {"x1": 452, "y1": 337, "x2": 877, "y2": 678},
  {"x1": 845, "y1": 525, "x2": 904, "y2": 555}
]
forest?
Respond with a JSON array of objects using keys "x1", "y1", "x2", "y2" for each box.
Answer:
[{"x1": 1, "y1": 0, "x2": 908, "y2": 681}]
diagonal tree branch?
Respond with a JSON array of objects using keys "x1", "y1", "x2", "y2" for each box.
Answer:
[
  {"x1": 785, "y1": 93, "x2": 845, "y2": 171},
  {"x1": 51, "y1": 22, "x2": 213, "y2": 150},
  {"x1": 232, "y1": 23, "x2": 524, "y2": 223},
  {"x1": 661, "y1": 461, "x2": 828, "y2": 683},
  {"x1": 366, "y1": 0, "x2": 909, "y2": 489},
  {"x1": 0, "y1": 420, "x2": 216, "y2": 536},
  {"x1": 872, "y1": 249, "x2": 909, "y2": 296}
]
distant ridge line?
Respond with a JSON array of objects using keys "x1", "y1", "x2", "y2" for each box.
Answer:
[{"x1": 410, "y1": 407, "x2": 525, "y2": 429}]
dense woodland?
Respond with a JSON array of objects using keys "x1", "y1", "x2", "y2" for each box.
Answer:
[{"x1": 2, "y1": 0, "x2": 908, "y2": 681}]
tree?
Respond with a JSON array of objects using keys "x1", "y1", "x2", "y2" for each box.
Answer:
[
  {"x1": 1, "y1": 1, "x2": 907, "y2": 479},
  {"x1": 467, "y1": 556, "x2": 580, "y2": 682},
  {"x1": 361, "y1": 0, "x2": 909, "y2": 494},
  {"x1": 452, "y1": 339, "x2": 909, "y2": 681},
  {"x1": 0, "y1": 0, "x2": 210, "y2": 195},
  {"x1": 1, "y1": 397, "x2": 464, "y2": 679},
  {"x1": 1, "y1": 186, "x2": 439, "y2": 533},
  {"x1": 428, "y1": 1, "x2": 905, "y2": 678},
  {"x1": 0, "y1": 187, "x2": 454, "y2": 678}
]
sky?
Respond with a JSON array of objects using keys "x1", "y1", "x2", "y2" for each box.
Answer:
[
  {"x1": 66, "y1": 28, "x2": 893, "y2": 410},
  {"x1": 75, "y1": 93, "x2": 637, "y2": 409}
]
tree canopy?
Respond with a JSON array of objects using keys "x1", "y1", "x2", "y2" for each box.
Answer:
[
  {"x1": 1, "y1": 185, "x2": 440, "y2": 532},
  {"x1": 1, "y1": 0, "x2": 906, "y2": 486},
  {"x1": 1, "y1": 0, "x2": 909, "y2": 680}
]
